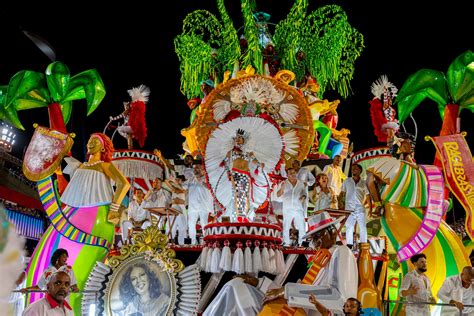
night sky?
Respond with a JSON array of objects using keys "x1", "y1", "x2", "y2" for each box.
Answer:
[{"x1": 1, "y1": 0, "x2": 473, "y2": 167}]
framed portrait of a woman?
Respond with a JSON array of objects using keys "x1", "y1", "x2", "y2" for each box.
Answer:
[{"x1": 106, "y1": 255, "x2": 176, "y2": 316}]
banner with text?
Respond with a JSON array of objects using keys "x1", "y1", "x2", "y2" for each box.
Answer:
[{"x1": 430, "y1": 133, "x2": 474, "y2": 240}]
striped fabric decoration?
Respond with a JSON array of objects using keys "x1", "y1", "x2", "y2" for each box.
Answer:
[
  {"x1": 278, "y1": 249, "x2": 331, "y2": 315},
  {"x1": 6, "y1": 209, "x2": 45, "y2": 240},
  {"x1": 397, "y1": 165, "x2": 445, "y2": 262},
  {"x1": 381, "y1": 162, "x2": 428, "y2": 208},
  {"x1": 37, "y1": 177, "x2": 111, "y2": 248}
]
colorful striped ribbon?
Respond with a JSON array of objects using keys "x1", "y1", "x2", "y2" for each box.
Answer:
[
  {"x1": 6, "y1": 210, "x2": 44, "y2": 240},
  {"x1": 396, "y1": 165, "x2": 445, "y2": 262},
  {"x1": 37, "y1": 177, "x2": 111, "y2": 248}
]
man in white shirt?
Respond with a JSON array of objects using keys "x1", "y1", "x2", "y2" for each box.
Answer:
[
  {"x1": 292, "y1": 159, "x2": 316, "y2": 219},
  {"x1": 165, "y1": 175, "x2": 188, "y2": 245},
  {"x1": 438, "y1": 266, "x2": 474, "y2": 315},
  {"x1": 183, "y1": 155, "x2": 195, "y2": 181},
  {"x1": 338, "y1": 164, "x2": 370, "y2": 248},
  {"x1": 23, "y1": 271, "x2": 74, "y2": 316},
  {"x1": 183, "y1": 164, "x2": 214, "y2": 245},
  {"x1": 277, "y1": 167, "x2": 307, "y2": 246},
  {"x1": 121, "y1": 188, "x2": 152, "y2": 242},
  {"x1": 399, "y1": 253, "x2": 435, "y2": 316},
  {"x1": 143, "y1": 178, "x2": 171, "y2": 224},
  {"x1": 322, "y1": 155, "x2": 346, "y2": 197}
]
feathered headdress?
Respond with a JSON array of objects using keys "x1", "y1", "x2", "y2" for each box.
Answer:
[
  {"x1": 128, "y1": 84, "x2": 151, "y2": 103},
  {"x1": 233, "y1": 128, "x2": 250, "y2": 141},
  {"x1": 371, "y1": 75, "x2": 398, "y2": 99}
]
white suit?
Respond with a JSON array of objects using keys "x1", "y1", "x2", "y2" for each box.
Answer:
[
  {"x1": 297, "y1": 167, "x2": 316, "y2": 219},
  {"x1": 341, "y1": 177, "x2": 368, "y2": 245},
  {"x1": 183, "y1": 175, "x2": 213, "y2": 244},
  {"x1": 279, "y1": 179, "x2": 307, "y2": 246}
]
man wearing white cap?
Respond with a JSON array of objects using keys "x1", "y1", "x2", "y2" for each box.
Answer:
[
  {"x1": 203, "y1": 211, "x2": 358, "y2": 316},
  {"x1": 276, "y1": 211, "x2": 358, "y2": 315}
]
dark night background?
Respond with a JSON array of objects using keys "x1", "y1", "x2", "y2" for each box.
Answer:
[{"x1": 1, "y1": 0, "x2": 472, "y2": 221}]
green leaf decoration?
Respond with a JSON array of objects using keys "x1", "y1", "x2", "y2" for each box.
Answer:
[
  {"x1": 274, "y1": 0, "x2": 308, "y2": 80},
  {"x1": 46, "y1": 61, "x2": 70, "y2": 102},
  {"x1": 217, "y1": 0, "x2": 241, "y2": 74},
  {"x1": 458, "y1": 89, "x2": 474, "y2": 112},
  {"x1": 240, "y1": 0, "x2": 263, "y2": 74},
  {"x1": 396, "y1": 69, "x2": 448, "y2": 123},
  {"x1": 175, "y1": 9, "x2": 225, "y2": 98},
  {"x1": 14, "y1": 98, "x2": 48, "y2": 111},
  {"x1": 175, "y1": 35, "x2": 215, "y2": 99},
  {"x1": 2, "y1": 103, "x2": 25, "y2": 130},
  {"x1": 447, "y1": 50, "x2": 474, "y2": 105},
  {"x1": 5, "y1": 70, "x2": 48, "y2": 109},
  {"x1": 174, "y1": 1, "x2": 363, "y2": 99},
  {"x1": 60, "y1": 101, "x2": 73, "y2": 124},
  {"x1": 63, "y1": 69, "x2": 106, "y2": 116}
]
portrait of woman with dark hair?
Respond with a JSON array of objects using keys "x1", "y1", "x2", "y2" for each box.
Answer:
[{"x1": 117, "y1": 262, "x2": 170, "y2": 315}]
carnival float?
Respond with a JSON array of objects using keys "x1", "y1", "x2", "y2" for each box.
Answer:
[{"x1": 0, "y1": 0, "x2": 473, "y2": 315}]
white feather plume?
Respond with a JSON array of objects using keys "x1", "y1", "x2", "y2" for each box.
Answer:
[
  {"x1": 230, "y1": 77, "x2": 285, "y2": 105},
  {"x1": 283, "y1": 130, "x2": 299, "y2": 156},
  {"x1": 371, "y1": 75, "x2": 398, "y2": 98},
  {"x1": 212, "y1": 100, "x2": 232, "y2": 122},
  {"x1": 279, "y1": 103, "x2": 299, "y2": 123},
  {"x1": 128, "y1": 84, "x2": 151, "y2": 103}
]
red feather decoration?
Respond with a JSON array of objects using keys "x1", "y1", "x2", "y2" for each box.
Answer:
[
  {"x1": 128, "y1": 101, "x2": 147, "y2": 147},
  {"x1": 369, "y1": 98, "x2": 388, "y2": 143}
]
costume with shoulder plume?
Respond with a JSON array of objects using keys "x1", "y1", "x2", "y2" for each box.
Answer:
[
  {"x1": 112, "y1": 85, "x2": 150, "y2": 148},
  {"x1": 369, "y1": 75, "x2": 399, "y2": 143}
]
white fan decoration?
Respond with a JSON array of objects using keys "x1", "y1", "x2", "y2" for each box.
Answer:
[{"x1": 205, "y1": 116, "x2": 284, "y2": 216}]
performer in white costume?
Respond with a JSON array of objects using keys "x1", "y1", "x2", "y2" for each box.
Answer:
[
  {"x1": 143, "y1": 178, "x2": 171, "y2": 225},
  {"x1": 165, "y1": 176, "x2": 188, "y2": 245},
  {"x1": 322, "y1": 155, "x2": 346, "y2": 197},
  {"x1": 292, "y1": 159, "x2": 315, "y2": 218},
  {"x1": 311, "y1": 173, "x2": 337, "y2": 211},
  {"x1": 437, "y1": 266, "x2": 474, "y2": 316},
  {"x1": 338, "y1": 164, "x2": 369, "y2": 247},
  {"x1": 205, "y1": 117, "x2": 284, "y2": 223},
  {"x1": 203, "y1": 212, "x2": 358, "y2": 316},
  {"x1": 277, "y1": 167, "x2": 307, "y2": 246},
  {"x1": 184, "y1": 165, "x2": 214, "y2": 245},
  {"x1": 399, "y1": 253, "x2": 435, "y2": 316},
  {"x1": 221, "y1": 128, "x2": 264, "y2": 221},
  {"x1": 121, "y1": 189, "x2": 152, "y2": 242}
]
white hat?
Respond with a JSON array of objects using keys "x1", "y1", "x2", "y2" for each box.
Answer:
[{"x1": 303, "y1": 211, "x2": 344, "y2": 239}]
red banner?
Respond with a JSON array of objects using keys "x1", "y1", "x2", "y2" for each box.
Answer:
[{"x1": 430, "y1": 133, "x2": 474, "y2": 240}]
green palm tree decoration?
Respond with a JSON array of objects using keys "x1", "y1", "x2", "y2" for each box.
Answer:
[
  {"x1": 396, "y1": 50, "x2": 474, "y2": 136},
  {"x1": 1, "y1": 61, "x2": 106, "y2": 132}
]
